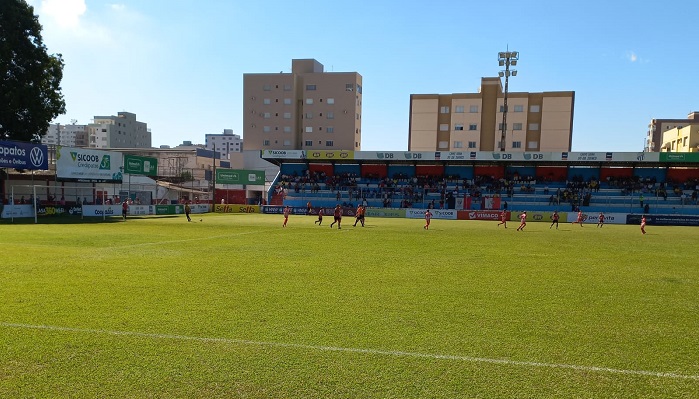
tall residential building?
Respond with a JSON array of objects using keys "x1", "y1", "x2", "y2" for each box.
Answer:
[
  {"x1": 646, "y1": 112, "x2": 699, "y2": 152},
  {"x1": 409, "y1": 77, "x2": 574, "y2": 152},
  {"x1": 660, "y1": 125, "x2": 699, "y2": 152},
  {"x1": 88, "y1": 111, "x2": 151, "y2": 149},
  {"x1": 205, "y1": 129, "x2": 242, "y2": 160},
  {"x1": 42, "y1": 123, "x2": 89, "y2": 147},
  {"x1": 243, "y1": 59, "x2": 362, "y2": 151}
]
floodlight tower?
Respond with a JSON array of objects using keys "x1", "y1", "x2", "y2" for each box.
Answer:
[{"x1": 498, "y1": 50, "x2": 518, "y2": 152}]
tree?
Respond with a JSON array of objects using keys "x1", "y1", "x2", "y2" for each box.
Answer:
[{"x1": 0, "y1": 0, "x2": 66, "y2": 142}]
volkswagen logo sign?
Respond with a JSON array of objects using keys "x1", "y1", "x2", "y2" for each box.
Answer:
[{"x1": 30, "y1": 147, "x2": 44, "y2": 167}]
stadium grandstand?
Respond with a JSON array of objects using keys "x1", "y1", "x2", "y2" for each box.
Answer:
[{"x1": 262, "y1": 150, "x2": 699, "y2": 216}]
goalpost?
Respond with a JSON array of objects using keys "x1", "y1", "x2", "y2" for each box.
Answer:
[{"x1": 4, "y1": 183, "x2": 108, "y2": 224}]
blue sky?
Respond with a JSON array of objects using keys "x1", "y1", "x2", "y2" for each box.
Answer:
[{"x1": 29, "y1": 0, "x2": 699, "y2": 152}]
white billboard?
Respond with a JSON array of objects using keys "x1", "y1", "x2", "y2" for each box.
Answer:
[{"x1": 56, "y1": 147, "x2": 124, "y2": 183}]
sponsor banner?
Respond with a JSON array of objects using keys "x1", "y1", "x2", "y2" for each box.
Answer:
[
  {"x1": 355, "y1": 151, "x2": 435, "y2": 161},
  {"x1": 627, "y1": 214, "x2": 699, "y2": 226},
  {"x1": 36, "y1": 205, "x2": 83, "y2": 217},
  {"x1": 190, "y1": 204, "x2": 210, "y2": 214},
  {"x1": 0, "y1": 140, "x2": 49, "y2": 170},
  {"x1": 260, "y1": 150, "x2": 307, "y2": 159},
  {"x1": 305, "y1": 150, "x2": 354, "y2": 160},
  {"x1": 82, "y1": 204, "x2": 121, "y2": 217},
  {"x1": 216, "y1": 168, "x2": 265, "y2": 185},
  {"x1": 124, "y1": 155, "x2": 158, "y2": 176},
  {"x1": 364, "y1": 208, "x2": 406, "y2": 218},
  {"x1": 458, "y1": 210, "x2": 503, "y2": 221},
  {"x1": 214, "y1": 204, "x2": 259, "y2": 214},
  {"x1": 56, "y1": 146, "x2": 123, "y2": 183},
  {"x1": 128, "y1": 205, "x2": 154, "y2": 216},
  {"x1": 155, "y1": 205, "x2": 183, "y2": 215},
  {"x1": 262, "y1": 205, "x2": 307, "y2": 215},
  {"x1": 563, "y1": 212, "x2": 626, "y2": 224},
  {"x1": 659, "y1": 153, "x2": 699, "y2": 163},
  {"x1": 1, "y1": 205, "x2": 35, "y2": 218},
  {"x1": 406, "y1": 208, "x2": 457, "y2": 220}
]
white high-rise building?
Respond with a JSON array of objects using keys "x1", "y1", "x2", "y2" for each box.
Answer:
[
  {"x1": 42, "y1": 123, "x2": 89, "y2": 147},
  {"x1": 205, "y1": 129, "x2": 242, "y2": 160},
  {"x1": 88, "y1": 111, "x2": 151, "y2": 148}
]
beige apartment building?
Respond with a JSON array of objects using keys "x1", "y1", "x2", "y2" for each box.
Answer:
[
  {"x1": 243, "y1": 59, "x2": 362, "y2": 151},
  {"x1": 409, "y1": 77, "x2": 574, "y2": 152},
  {"x1": 88, "y1": 111, "x2": 151, "y2": 149},
  {"x1": 646, "y1": 112, "x2": 699, "y2": 152},
  {"x1": 661, "y1": 124, "x2": 699, "y2": 152}
]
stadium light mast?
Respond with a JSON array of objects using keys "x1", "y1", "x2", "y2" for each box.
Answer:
[{"x1": 498, "y1": 50, "x2": 518, "y2": 152}]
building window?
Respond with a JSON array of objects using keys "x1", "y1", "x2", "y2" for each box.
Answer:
[
  {"x1": 283, "y1": 84, "x2": 292, "y2": 91},
  {"x1": 440, "y1": 106, "x2": 450, "y2": 114},
  {"x1": 283, "y1": 140, "x2": 291, "y2": 146},
  {"x1": 499, "y1": 105, "x2": 506, "y2": 112},
  {"x1": 438, "y1": 141, "x2": 448, "y2": 149},
  {"x1": 498, "y1": 123, "x2": 507, "y2": 131},
  {"x1": 306, "y1": 98, "x2": 313, "y2": 105},
  {"x1": 455, "y1": 106, "x2": 464, "y2": 113},
  {"x1": 469, "y1": 124, "x2": 478, "y2": 131},
  {"x1": 305, "y1": 126, "x2": 313, "y2": 133},
  {"x1": 327, "y1": 112, "x2": 334, "y2": 119},
  {"x1": 468, "y1": 141, "x2": 477, "y2": 148},
  {"x1": 326, "y1": 127, "x2": 334, "y2": 133},
  {"x1": 514, "y1": 105, "x2": 524, "y2": 112},
  {"x1": 453, "y1": 141, "x2": 463, "y2": 148},
  {"x1": 326, "y1": 140, "x2": 334, "y2": 146},
  {"x1": 263, "y1": 126, "x2": 271, "y2": 132},
  {"x1": 263, "y1": 98, "x2": 271, "y2": 105},
  {"x1": 357, "y1": 84, "x2": 362, "y2": 94},
  {"x1": 439, "y1": 124, "x2": 449, "y2": 131},
  {"x1": 327, "y1": 98, "x2": 335, "y2": 104},
  {"x1": 283, "y1": 112, "x2": 291, "y2": 119},
  {"x1": 454, "y1": 124, "x2": 464, "y2": 131},
  {"x1": 305, "y1": 112, "x2": 313, "y2": 119},
  {"x1": 528, "y1": 141, "x2": 538, "y2": 149},
  {"x1": 513, "y1": 123, "x2": 523, "y2": 131},
  {"x1": 263, "y1": 84, "x2": 271, "y2": 91},
  {"x1": 305, "y1": 140, "x2": 313, "y2": 146},
  {"x1": 283, "y1": 98, "x2": 291, "y2": 105},
  {"x1": 306, "y1": 84, "x2": 316, "y2": 90},
  {"x1": 346, "y1": 84, "x2": 354, "y2": 91},
  {"x1": 263, "y1": 112, "x2": 271, "y2": 119},
  {"x1": 512, "y1": 141, "x2": 522, "y2": 148},
  {"x1": 529, "y1": 123, "x2": 539, "y2": 130},
  {"x1": 530, "y1": 105, "x2": 540, "y2": 112},
  {"x1": 469, "y1": 105, "x2": 478, "y2": 113},
  {"x1": 284, "y1": 126, "x2": 291, "y2": 133},
  {"x1": 263, "y1": 140, "x2": 270, "y2": 146}
]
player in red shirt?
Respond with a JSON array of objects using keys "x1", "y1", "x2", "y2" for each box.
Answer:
[
  {"x1": 314, "y1": 208, "x2": 324, "y2": 225},
  {"x1": 641, "y1": 215, "x2": 647, "y2": 234},
  {"x1": 571, "y1": 210, "x2": 584, "y2": 227},
  {"x1": 597, "y1": 212, "x2": 605, "y2": 228},
  {"x1": 516, "y1": 211, "x2": 527, "y2": 231},
  {"x1": 121, "y1": 201, "x2": 128, "y2": 221},
  {"x1": 282, "y1": 206, "x2": 290, "y2": 227},
  {"x1": 329, "y1": 205, "x2": 342, "y2": 229},
  {"x1": 424, "y1": 209, "x2": 433, "y2": 230},
  {"x1": 550, "y1": 210, "x2": 559, "y2": 229},
  {"x1": 353, "y1": 205, "x2": 365, "y2": 227},
  {"x1": 497, "y1": 210, "x2": 508, "y2": 228}
]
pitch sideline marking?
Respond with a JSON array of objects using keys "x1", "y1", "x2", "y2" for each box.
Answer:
[
  {"x1": 2, "y1": 322, "x2": 698, "y2": 381},
  {"x1": 106, "y1": 230, "x2": 261, "y2": 249}
]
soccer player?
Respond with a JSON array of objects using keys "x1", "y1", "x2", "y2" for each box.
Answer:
[
  {"x1": 306, "y1": 201, "x2": 312, "y2": 215},
  {"x1": 121, "y1": 201, "x2": 128, "y2": 221},
  {"x1": 314, "y1": 208, "x2": 324, "y2": 225},
  {"x1": 597, "y1": 212, "x2": 605, "y2": 228},
  {"x1": 329, "y1": 204, "x2": 342, "y2": 229},
  {"x1": 550, "y1": 210, "x2": 559, "y2": 229},
  {"x1": 641, "y1": 215, "x2": 647, "y2": 235},
  {"x1": 353, "y1": 205, "x2": 365, "y2": 227},
  {"x1": 283, "y1": 205, "x2": 290, "y2": 227},
  {"x1": 516, "y1": 211, "x2": 527, "y2": 231},
  {"x1": 497, "y1": 210, "x2": 508, "y2": 228},
  {"x1": 184, "y1": 201, "x2": 192, "y2": 222},
  {"x1": 424, "y1": 209, "x2": 433, "y2": 230},
  {"x1": 571, "y1": 210, "x2": 584, "y2": 227}
]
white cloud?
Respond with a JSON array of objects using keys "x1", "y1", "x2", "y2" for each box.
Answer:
[
  {"x1": 38, "y1": 0, "x2": 87, "y2": 30},
  {"x1": 627, "y1": 51, "x2": 638, "y2": 63}
]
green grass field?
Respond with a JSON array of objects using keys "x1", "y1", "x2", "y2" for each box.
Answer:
[{"x1": 1, "y1": 213, "x2": 698, "y2": 398}]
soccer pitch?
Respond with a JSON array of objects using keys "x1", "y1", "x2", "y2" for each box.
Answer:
[{"x1": 1, "y1": 213, "x2": 698, "y2": 398}]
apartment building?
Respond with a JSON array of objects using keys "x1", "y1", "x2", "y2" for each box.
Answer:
[
  {"x1": 646, "y1": 112, "x2": 699, "y2": 152},
  {"x1": 661, "y1": 124, "x2": 699, "y2": 152},
  {"x1": 243, "y1": 59, "x2": 362, "y2": 151},
  {"x1": 409, "y1": 77, "x2": 574, "y2": 152},
  {"x1": 42, "y1": 123, "x2": 89, "y2": 147},
  {"x1": 205, "y1": 129, "x2": 242, "y2": 160},
  {"x1": 88, "y1": 111, "x2": 151, "y2": 149}
]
